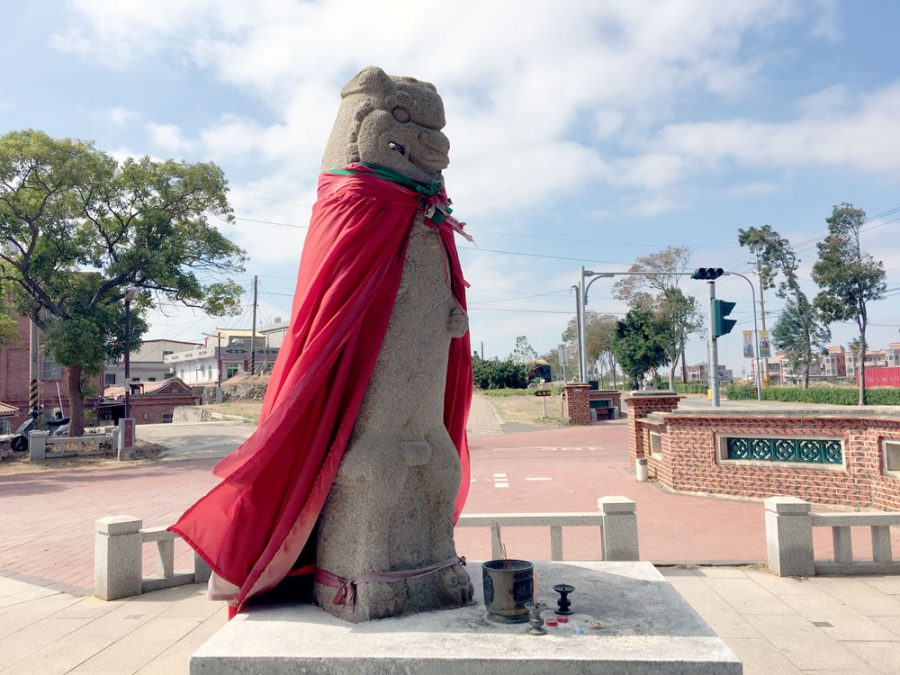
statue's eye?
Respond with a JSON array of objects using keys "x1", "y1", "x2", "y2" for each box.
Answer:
[{"x1": 392, "y1": 106, "x2": 411, "y2": 123}]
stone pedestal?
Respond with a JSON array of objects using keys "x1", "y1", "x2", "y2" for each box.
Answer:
[{"x1": 191, "y1": 561, "x2": 741, "y2": 674}]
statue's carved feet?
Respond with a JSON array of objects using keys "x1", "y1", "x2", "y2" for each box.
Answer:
[
  {"x1": 320, "y1": 579, "x2": 408, "y2": 623},
  {"x1": 434, "y1": 563, "x2": 474, "y2": 608}
]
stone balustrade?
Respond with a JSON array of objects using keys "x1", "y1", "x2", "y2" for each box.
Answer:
[
  {"x1": 94, "y1": 516, "x2": 211, "y2": 600},
  {"x1": 765, "y1": 496, "x2": 900, "y2": 577}
]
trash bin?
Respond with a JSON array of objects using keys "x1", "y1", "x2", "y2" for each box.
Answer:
[{"x1": 636, "y1": 457, "x2": 648, "y2": 482}]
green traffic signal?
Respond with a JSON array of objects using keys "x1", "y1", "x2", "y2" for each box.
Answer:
[{"x1": 713, "y1": 299, "x2": 737, "y2": 337}]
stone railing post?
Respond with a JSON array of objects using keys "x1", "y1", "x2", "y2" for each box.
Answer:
[
  {"x1": 194, "y1": 552, "x2": 212, "y2": 583},
  {"x1": 28, "y1": 430, "x2": 49, "y2": 461},
  {"x1": 563, "y1": 384, "x2": 591, "y2": 425},
  {"x1": 598, "y1": 496, "x2": 639, "y2": 561},
  {"x1": 94, "y1": 516, "x2": 143, "y2": 600},
  {"x1": 765, "y1": 497, "x2": 814, "y2": 577}
]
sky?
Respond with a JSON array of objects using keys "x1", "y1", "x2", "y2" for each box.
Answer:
[{"x1": 2, "y1": 0, "x2": 899, "y2": 378}]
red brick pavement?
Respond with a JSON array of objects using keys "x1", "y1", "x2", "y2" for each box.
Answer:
[{"x1": 2, "y1": 421, "x2": 892, "y2": 592}]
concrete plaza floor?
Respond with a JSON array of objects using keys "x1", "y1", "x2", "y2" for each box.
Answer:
[{"x1": 1, "y1": 395, "x2": 899, "y2": 672}]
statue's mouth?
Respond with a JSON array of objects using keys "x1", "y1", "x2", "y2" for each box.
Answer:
[{"x1": 389, "y1": 141, "x2": 448, "y2": 174}]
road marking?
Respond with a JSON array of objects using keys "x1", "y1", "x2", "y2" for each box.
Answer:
[
  {"x1": 494, "y1": 482, "x2": 510, "y2": 488},
  {"x1": 525, "y1": 477, "x2": 552, "y2": 482},
  {"x1": 492, "y1": 446, "x2": 604, "y2": 453},
  {"x1": 492, "y1": 472, "x2": 507, "y2": 478}
]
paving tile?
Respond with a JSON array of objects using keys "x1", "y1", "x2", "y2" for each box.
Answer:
[
  {"x1": 843, "y1": 641, "x2": 900, "y2": 673},
  {"x1": 137, "y1": 611, "x2": 228, "y2": 675},
  {"x1": 0, "y1": 617, "x2": 87, "y2": 671},
  {"x1": 0, "y1": 592, "x2": 84, "y2": 640},
  {"x1": 743, "y1": 567, "x2": 827, "y2": 597},
  {"x1": 677, "y1": 591, "x2": 762, "y2": 639},
  {"x1": 71, "y1": 616, "x2": 209, "y2": 673},
  {"x1": 872, "y1": 615, "x2": 900, "y2": 638},
  {"x1": 779, "y1": 594, "x2": 898, "y2": 641},
  {"x1": 813, "y1": 577, "x2": 900, "y2": 617},
  {"x1": 659, "y1": 575, "x2": 720, "y2": 599},
  {"x1": 694, "y1": 565, "x2": 752, "y2": 579},
  {"x1": 723, "y1": 637, "x2": 803, "y2": 675},
  {"x1": 861, "y1": 576, "x2": 900, "y2": 596},
  {"x1": 745, "y1": 613, "x2": 876, "y2": 672},
  {"x1": 705, "y1": 578, "x2": 797, "y2": 616}
]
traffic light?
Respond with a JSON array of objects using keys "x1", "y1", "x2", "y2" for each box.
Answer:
[
  {"x1": 713, "y1": 299, "x2": 737, "y2": 337},
  {"x1": 691, "y1": 267, "x2": 724, "y2": 280}
]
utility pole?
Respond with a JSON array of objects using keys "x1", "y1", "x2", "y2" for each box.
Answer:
[
  {"x1": 29, "y1": 315, "x2": 40, "y2": 415},
  {"x1": 572, "y1": 281, "x2": 584, "y2": 382},
  {"x1": 707, "y1": 280, "x2": 720, "y2": 407},
  {"x1": 250, "y1": 275, "x2": 258, "y2": 376}
]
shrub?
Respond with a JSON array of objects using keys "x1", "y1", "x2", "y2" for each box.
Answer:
[
  {"x1": 724, "y1": 385, "x2": 900, "y2": 405},
  {"x1": 473, "y1": 357, "x2": 527, "y2": 390},
  {"x1": 675, "y1": 383, "x2": 708, "y2": 394}
]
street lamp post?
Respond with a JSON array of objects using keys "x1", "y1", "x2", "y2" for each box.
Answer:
[
  {"x1": 579, "y1": 267, "x2": 615, "y2": 383},
  {"x1": 573, "y1": 268, "x2": 763, "y2": 401},
  {"x1": 123, "y1": 287, "x2": 138, "y2": 420}
]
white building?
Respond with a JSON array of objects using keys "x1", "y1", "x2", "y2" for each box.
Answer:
[
  {"x1": 104, "y1": 339, "x2": 199, "y2": 388},
  {"x1": 163, "y1": 329, "x2": 280, "y2": 386}
]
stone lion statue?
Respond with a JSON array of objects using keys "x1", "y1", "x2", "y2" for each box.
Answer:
[{"x1": 312, "y1": 67, "x2": 474, "y2": 622}]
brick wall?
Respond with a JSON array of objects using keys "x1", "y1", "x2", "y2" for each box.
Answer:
[
  {"x1": 627, "y1": 397, "x2": 900, "y2": 510},
  {"x1": 563, "y1": 384, "x2": 591, "y2": 425},
  {"x1": 132, "y1": 396, "x2": 197, "y2": 424},
  {"x1": 1, "y1": 315, "x2": 104, "y2": 427},
  {"x1": 623, "y1": 391, "x2": 681, "y2": 469}
]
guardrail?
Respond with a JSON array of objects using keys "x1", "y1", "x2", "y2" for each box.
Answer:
[
  {"x1": 94, "y1": 497, "x2": 639, "y2": 601},
  {"x1": 94, "y1": 516, "x2": 210, "y2": 600},
  {"x1": 765, "y1": 496, "x2": 900, "y2": 576},
  {"x1": 456, "y1": 496, "x2": 639, "y2": 561},
  {"x1": 30, "y1": 429, "x2": 115, "y2": 460}
]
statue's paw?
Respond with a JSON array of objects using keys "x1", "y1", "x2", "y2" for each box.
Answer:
[
  {"x1": 354, "y1": 581, "x2": 407, "y2": 621},
  {"x1": 435, "y1": 563, "x2": 474, "y2": 607}
]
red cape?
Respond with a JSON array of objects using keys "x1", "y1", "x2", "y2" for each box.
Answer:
[{"x1": 170, "y1": 167, "x2": 472, "y2": 611}]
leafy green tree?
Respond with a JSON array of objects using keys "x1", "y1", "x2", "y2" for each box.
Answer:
[
  {"x1": 612, "y1": 246, "x2": 703, "y2": 387},
  {"x1": 0, "y1": 279, "x2": 19, "y2": 346},
  {"x1": 611, "y1": 307, "x2": 669, "y2": 389},
  {"x1": 771, "y1": 299, "x2": 831, "y2": 385},
  {"x1": 0, "y1": 130, "x2": 246, "y2": 434},
  {"x1": 509, "y1": 335, "x2": 538, "y2": 364},
  {"x1": 472, "y1": 353, "x2": 527, "y2": 389},
  {"x1": 812, "y1": 203, "x2": 887, "y2": 405},
  {"x1": 561, "y1": 311, "x2": 620, "y2": 385},
  {"x1": 739, "y1": 224, "x2": 830, "y2": 388}
]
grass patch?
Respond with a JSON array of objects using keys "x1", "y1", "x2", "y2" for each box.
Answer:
[{"x1": 477, "y1": 391, "x2": 568, "y2": 427}]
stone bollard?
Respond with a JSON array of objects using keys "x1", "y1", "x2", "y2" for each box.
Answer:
[
  {"x1": 94, "y1": 516, "x2": 143, "y2": 600},
  {"x1": 28, "y1": 430, "x2": 49, "y2": 461},
  {"x1": 598, "y1": 496, "x2": 639, "y2": 561},
  {"x1": 765, "y1": 497, "x2": 814, "y2": 577},
  {"x1": 194, "y1": 552, "x2": 212, "y2": 584}
]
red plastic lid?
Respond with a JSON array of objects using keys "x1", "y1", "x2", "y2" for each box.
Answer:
[
  {"x1": 557, "y1": 616, "x2": 569, "y2": 623},
  {"x1": 546, "y1": 619, "x2": 558, "y2": 627}
]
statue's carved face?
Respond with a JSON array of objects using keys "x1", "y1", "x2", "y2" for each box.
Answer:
[{"x1": 323, "y1": 67, "x2": 450, "y2": 184}]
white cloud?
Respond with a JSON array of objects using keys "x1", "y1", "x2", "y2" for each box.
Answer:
[
  {"x1": 146, "y1": 122, "x2": 193, "y2": 155},
  {"x1": 652, "y1": 84, "x2": 900, "y2": 177},
  {"x1": 727, "y1": 181, "x2": 777, "y2": 197}
]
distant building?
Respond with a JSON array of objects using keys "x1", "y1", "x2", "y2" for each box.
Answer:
[
  {"x1": 164, "y1": 328, "x2": 280, "y2": 386},
  {"x1": 98, "y1": 377, "x2": 198, "y2": 425},
  {"x1": 847, "y1": 342, "x2": 900, "y2": 380},
  {"x1": 103, "y1": 339, "x2": 199, "y2": 388},
  {"x1": 686, "y1": 363, "x2": 733, "y2": 384}
]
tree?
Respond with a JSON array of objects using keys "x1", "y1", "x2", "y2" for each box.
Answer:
[
  {"x1": 472, "y1": 353, "x2": 527, "y2": 389},
  {"x1": 509, "y1": 335, "x2": 537, "y2": 364},
  {"x1": 0, "y1": 280, "x2": 18, "y2": 346},
  {"x1": 812, "y1": 203, "x2": 887, "y2": 405},
  {"x1": 771, "y1": 299, "x2": 831, "y2": 385},
  {"x1": 612, "y1": 246, "x2": 703, "y2": 387},
  {"x1": 611, "y1": 307, "x2": 669, "y2": 389},
  {"x1": 0, "y1": 130, "x2": 246, "y2": 434},
  {"x1": 561, "y1": 311, "x2": 620, "y2": 385},
  {"x1": 739, "y1": 224, "x2": 830, "y2": 388}
]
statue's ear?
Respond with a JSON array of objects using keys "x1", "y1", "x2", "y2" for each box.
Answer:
[{"x1": 341, "y1": 67, "x2": 394, "y2": 98}]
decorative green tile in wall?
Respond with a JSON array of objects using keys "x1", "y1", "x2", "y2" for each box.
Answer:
[{"x1": 725, "y1": 437, "x2": 843, "y2": 465}]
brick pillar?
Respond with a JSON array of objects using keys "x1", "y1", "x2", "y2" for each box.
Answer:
[
  {"x1": 564, "y1": 384, "x2": 591, "y2": 425},
  {"x1": 623, "y1": 391, "x2": 681, "y2": 466}
]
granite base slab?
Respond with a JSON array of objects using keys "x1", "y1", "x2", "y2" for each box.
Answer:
[{"x1": 191, "y1": 561, "x2": 741, "y2": 674}]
